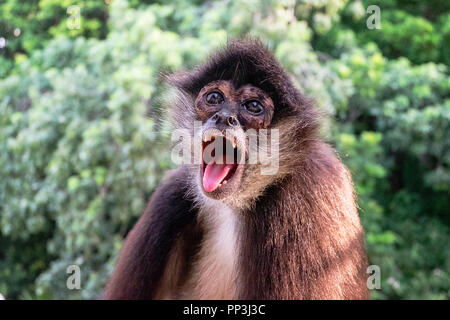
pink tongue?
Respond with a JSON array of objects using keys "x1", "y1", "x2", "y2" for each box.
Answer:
[{"x1": 203, "y1": 162, "x2": 234, "y2": 192}]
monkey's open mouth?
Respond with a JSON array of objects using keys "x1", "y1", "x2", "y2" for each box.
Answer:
[{"x1": 201, "y1": 133, "x2": 241, "y2": 193}]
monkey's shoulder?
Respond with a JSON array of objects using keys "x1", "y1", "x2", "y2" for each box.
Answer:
[
  {"x1": 254, "y1": 142, "x2": 355, "y2": 212},
  {"x1": 299, "y1": 142, "x2": 353, "y2": 184},
  {"x1": 143, "y1": 167, "x2": 198, "y2": 221}
]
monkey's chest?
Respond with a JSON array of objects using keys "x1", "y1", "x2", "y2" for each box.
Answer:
[{"x1": 180, "y1": 205, "x2": 240, "y2": 299}]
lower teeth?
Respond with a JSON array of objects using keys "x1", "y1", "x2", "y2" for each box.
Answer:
[{"x1": 219, "y1": 180, "x2": 228, "y2": 187}]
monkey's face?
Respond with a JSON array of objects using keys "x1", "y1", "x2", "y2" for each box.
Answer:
[{"x1": 194, "y1": 80, "x2": 274, "y2": 201}]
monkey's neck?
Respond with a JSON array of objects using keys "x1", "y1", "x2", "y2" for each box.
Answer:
[{"x1": 178, "y1": 201, "x2": 240, "y2": 299}]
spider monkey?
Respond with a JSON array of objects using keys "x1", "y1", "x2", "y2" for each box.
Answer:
[{"x1": 104, "y1": 38, "x2": 369, "y2": 300}]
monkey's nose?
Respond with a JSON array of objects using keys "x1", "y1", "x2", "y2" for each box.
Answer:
[
  {"x1": 227, "y1": 116, "x2": 239, "y2": 127},
  {"x1": 211, "y1": 112, "x2": 239, "y2": 127}
]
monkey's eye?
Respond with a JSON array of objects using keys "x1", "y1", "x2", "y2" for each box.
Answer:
[
  {"x1": 206, "y1": 92, "x2": 224, "y2": 105},
  {"x1": 243, "y1": 100, "x2": 264, "y2": 115}
]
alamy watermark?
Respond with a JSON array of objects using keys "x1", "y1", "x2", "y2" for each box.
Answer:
[
  {"x1": 366, "y1": 5, "x2": 381, "y2": 29},
  {"x1": 67, "y1": 5, "x2": 81, "y2": 30},
  {"x1": 367, "y1": 265, "x2": 381, "y2": 290},
  {"x1": 171, "y1": 121, "x2": 280, "y2": 175},
  {"x1": 66, "y1": 264, "x2": 81, "y2": 290}
]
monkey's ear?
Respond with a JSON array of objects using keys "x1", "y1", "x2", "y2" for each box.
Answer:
[
  {"x1": 163, "y1": 70, "x2": 184, "y2": 90},
  {"x1": 164, "y1": 70, "x2": 197, "y2": 96}
]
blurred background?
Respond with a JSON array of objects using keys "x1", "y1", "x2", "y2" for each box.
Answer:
[{"x1": 0, "y1": 0, "x2": 449, "y2": 300}]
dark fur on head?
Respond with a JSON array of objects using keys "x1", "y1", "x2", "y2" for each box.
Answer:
[
  {"x1": 170, "y1": 38, "x2": 309, "y2": 112},
  {"x1": 169, "y1": 37, "x2": 318, "y2": 123}
]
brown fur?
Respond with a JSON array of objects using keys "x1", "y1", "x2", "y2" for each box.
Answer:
[{"x1": 104, "y1": 38, "x2": 369, "y2": 300}]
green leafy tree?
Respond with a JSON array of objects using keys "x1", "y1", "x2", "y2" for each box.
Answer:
[{"x1": 0, "y1": 0, "x2": 448, "y2": 300}]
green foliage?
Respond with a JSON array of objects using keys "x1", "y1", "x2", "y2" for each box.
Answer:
[
  {"x1": 330, "y1": 0, "x2": 450, "y2": 65},
  {"x1": 0, "y1": 0, "x2": 449, "y2": 300},
  {"x1": 0, "y1": 0, "x2": 109, "y2": 75}
]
